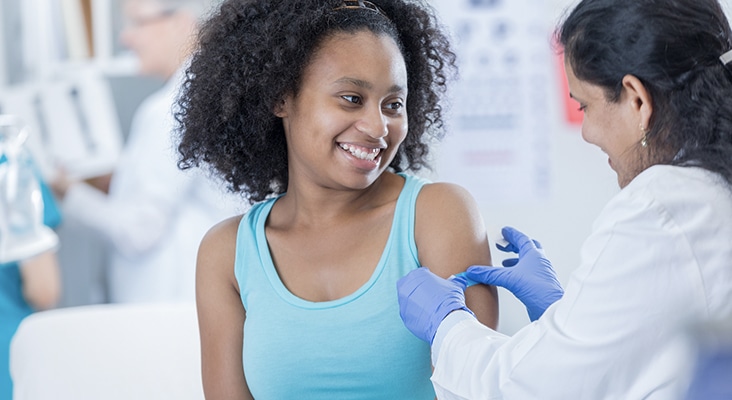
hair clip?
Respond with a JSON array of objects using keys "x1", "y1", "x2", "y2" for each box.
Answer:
[
  {"x1": 333, "y1": 0, "x2": 391, "y2": 21},
  {"x1": 720, "y1": 49, "x2": 732, "y2": 66}
]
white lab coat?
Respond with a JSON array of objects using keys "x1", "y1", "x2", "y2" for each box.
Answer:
[
  {"x1": 62, "y1": 67, "x2": 243, "y2": 303},
  {"x1": 431, "y1": 165, "x2": 732, "y2": 400}
]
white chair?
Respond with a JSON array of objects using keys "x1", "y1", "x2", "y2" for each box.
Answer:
[{"x1": 9, "y1": 302, "x2": 204, "y2": 400}]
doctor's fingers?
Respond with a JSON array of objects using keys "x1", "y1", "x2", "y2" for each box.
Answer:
[
  {"x1": 502, "y1": 258, "x2": 519, "y2": 267},
  {"x1": 397, "y1": 267, "x2": 437, "y2": 295},
  {"x1": 465, "y1": 265, "x2": 514, "y2": 288},
  {"x1": 501, "y1": 226, "x2": 543, "y2": 254}
]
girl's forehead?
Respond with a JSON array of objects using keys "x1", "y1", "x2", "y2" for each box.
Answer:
[
  {"x1": 312, "y1": 30, "x2": 400, "y2": 60},
  {"x1": 296, "y1": 31, "x2": 407, "y2": 94}
]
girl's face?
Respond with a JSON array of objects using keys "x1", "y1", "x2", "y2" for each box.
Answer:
[
  {"x1": 564, "y1": 58, "x2": 646, "y2": 188},
  {"x1": 276, "y1": 30, "x2": 408, "y2": 191}
]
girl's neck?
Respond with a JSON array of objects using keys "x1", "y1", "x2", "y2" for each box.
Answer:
[{"x1": 272, "y1": 172, "x2": 403, "y2": 227}]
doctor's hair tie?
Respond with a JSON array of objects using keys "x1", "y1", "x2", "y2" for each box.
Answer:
[
  {"x1": 720, "y1": 49, "x2": 732, "y2": 66},
  {"x1": 333, "y1": 0, "x2": 391, "y2": 22}
]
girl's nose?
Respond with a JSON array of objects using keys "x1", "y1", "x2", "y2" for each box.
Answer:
[{"x1": 355, "y1": 107, "x2": 388, "y2": 139}]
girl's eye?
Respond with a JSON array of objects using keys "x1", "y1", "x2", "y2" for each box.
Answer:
[
  {"x1": 385, "y1": 101, "x2": 404, "y2": 111},
  {"x1": 342, "y1": 95, "x2": 362, "y2": 104}
]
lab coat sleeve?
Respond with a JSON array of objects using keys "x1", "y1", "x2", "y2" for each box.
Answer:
[
  {"x1": 62, "y1": 176, "x2": 177, "y2": 258},
  {"x1": 430, "y1": 174, "x2": 708, "y2": 399},
  {"x1": 61, "y1": 85, "x2": 194, "y2": 258}
]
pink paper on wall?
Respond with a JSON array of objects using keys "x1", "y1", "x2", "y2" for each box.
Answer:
[{"x1": 556, "y1": 54, "x2": 583, "y2": 125}]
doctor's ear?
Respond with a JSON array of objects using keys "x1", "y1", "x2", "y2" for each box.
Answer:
[{"x1": 621, "y1": 74, "x2": 653, "y2": 129}]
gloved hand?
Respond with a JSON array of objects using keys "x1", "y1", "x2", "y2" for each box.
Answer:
[
  {"x1": 465, "y1": 226, "x2": 563, "y2": 321},
  {"x1": 397, "y1": 267, "x2": 474, "y2": 344}
]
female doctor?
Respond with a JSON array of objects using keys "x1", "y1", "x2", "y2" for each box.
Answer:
[{"x1": 397, "y1": 0, "x2": 732, "y2": 398}]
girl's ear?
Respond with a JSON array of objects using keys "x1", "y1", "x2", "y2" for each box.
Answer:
[
  {"x1": 273, "y1": 96, "x2": 289, "y2": 117},
  {"x1": 620, "y1": 74, "x2": 653, "y2": 131}
]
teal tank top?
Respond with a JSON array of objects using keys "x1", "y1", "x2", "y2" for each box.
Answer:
[{"x1": 235, "y1": 173, "x2": 435, "y2": 399}]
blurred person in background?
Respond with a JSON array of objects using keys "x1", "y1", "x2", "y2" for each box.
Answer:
[
  {"x1": 1, "y1": 145, "x2": 62, "y2": 399},
  {"x1": 51, "y1": 0, "x2": 240, "y2": 303}
]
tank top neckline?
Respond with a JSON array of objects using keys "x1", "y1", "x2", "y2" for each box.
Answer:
[{"x1": 254, "y1": 173, "x2": 415, "y2": 309}]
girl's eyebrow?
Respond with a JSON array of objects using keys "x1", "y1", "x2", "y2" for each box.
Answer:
[
  {"x1": 335, "y1": 77, "x2": 406, "y2": 93},
  {"x1": 335, "y1": 77, "x2": 373, "y2": 89}
]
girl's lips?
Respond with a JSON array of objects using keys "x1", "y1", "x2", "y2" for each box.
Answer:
[
  {"x1": 338, "y1": 143, "x2": 384, "y2": 162},
  {"x1": 338, "y1": 142, "x2": 384, "y2": 170}
]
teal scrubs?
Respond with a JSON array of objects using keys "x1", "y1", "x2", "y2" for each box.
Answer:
[{"x1": 0, "y1": 155, "x2": 61, "y2": 400}]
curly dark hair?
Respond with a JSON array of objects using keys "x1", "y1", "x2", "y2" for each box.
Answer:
[
  {"x1": 558, "y1": 0, "x2": 732, "y2": 187},
  {"x1": 176, "y1": 0, "x2": 456, "y2": 203}
]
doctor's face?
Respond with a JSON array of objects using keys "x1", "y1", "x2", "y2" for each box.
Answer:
[{"x1": 564, "y1": 58, "x2": 644, "y2": 188}]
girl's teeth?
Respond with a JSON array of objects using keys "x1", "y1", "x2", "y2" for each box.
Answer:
[{"x1": 340, "y1": 144, "x2": 380, "y2": 161}]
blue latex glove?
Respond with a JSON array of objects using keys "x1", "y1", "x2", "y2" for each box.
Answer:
[
  {"x1": 465, "y1": 226, "x2": 564, "y2": 321},
  {"x1": 397, "y1": 268, "x2": 475, "y2": 344}
]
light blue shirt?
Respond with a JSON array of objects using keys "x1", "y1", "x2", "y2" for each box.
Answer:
[{"x1": 236, "y1": 173, "x2": 435, "y2": 399}]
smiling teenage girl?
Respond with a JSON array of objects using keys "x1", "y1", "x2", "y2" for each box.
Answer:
[{"x1": 175, "y1": 0, "x2": 499, "y2": 399}]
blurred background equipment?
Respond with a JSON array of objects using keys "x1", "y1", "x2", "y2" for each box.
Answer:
[
  {"x1": 0, "y1": 115, "x2": 58, "y2": 264},
  {"x1": 684, "y1": 319, "x2": 732, "y2": 399}
]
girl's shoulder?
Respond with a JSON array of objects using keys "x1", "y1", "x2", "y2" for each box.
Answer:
[
  {"x1": 198, "y1": 215, "x2": 245, "y2": 269},
  {"x1": 416, "y1": 180, "x2": 480, "y2": 215},
  {"x1": 414, "y1": 180, "x2": 488, "y2": 266}
]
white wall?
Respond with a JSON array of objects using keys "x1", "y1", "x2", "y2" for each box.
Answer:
[
  {"x1": 0, "y1": 0, "x2": 6, "y2": 86},
  {"x1": 426, "y1": 0, "x2": 617, "y2": 335},
  {"x1": 487, "y1": 0, "x2": 615, "y2": 334}
]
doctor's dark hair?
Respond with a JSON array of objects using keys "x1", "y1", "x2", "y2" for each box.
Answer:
[
  {"x1": 175, "y1": 0, "x2": 456, "y2": 203},
  {"x1": 558, "y1": 0, "x2": 732, "y2": 186}
]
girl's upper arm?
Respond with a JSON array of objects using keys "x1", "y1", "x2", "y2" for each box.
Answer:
[
  {"x1": 415, "y1": 182, "x2": 499, "y2": 329},
  {"x1": 196, "y1": 215, "x2": 254, "y2": 399}
]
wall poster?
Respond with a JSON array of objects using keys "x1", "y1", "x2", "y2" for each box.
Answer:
[{"x1": 432, "y1": 0, "x2": 554, "y2": 204}]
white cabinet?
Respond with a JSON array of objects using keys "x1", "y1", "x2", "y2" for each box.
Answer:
[
  {"x1": 8, "y1": 0, "x2": 136, "y2": 83},
  {"x1": 0, "y1": 0, "x2": 136, "y2": 180}
]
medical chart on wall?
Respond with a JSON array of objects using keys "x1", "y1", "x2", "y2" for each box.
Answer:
[{"x1": 432, "y1": 0, "x2": 554, "y2": 204}]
